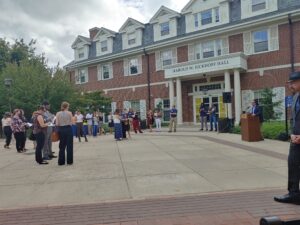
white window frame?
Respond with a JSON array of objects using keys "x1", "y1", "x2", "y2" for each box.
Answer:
[
  {"x1": 129, "y1": 58, "x2": 139, "y2": 75},
  {"x1": 76, "y1": 68, "x2": 88, "y2": 84},
  {"x1": 194, "y1": 7, "x2": 220, "y2": 28},
  {"x1": 128, "y1": 32, "x2": 136, "y2": 45},
  {"x1": 100, "y1": 40, "x2": 108, "y2": 52},
  {"x1": 78, "y1": 47, "x2": 84, "y2": 59},
  {"x1": 201, "y1": 9, "x2": 212, "y2": 26},
  {"x1": 161, "y1": 50, "x2": 172, "y2": 66},
  {"x1": 195, "y1": 39, "x2": 223, "y2": 60},
  {"x1": 252, "y1": 0, "x2": 266, "y2": 12},
  {"x1": 98, "y1": 63, "x2": 113, "y2": 81},
  {"x1": 253, "y1": 29, "x2": 269, "y2": 53},
  {"x1": 160, "y1": 22, "x2": 170, "y2": 36}
]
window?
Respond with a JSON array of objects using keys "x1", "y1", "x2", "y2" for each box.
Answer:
[
  {"x1": 253, "y1": 30, "x2": 268, "y2": 53},
  {"x1": 100, "y1": 40, "x2": 107, "y2": 52},
  {"x1": 129, "y1": 58, "x2": 138, "y2": 75},
  {"x1": 76, "y1": 69, "x2": 87, "y2": 84},
  {"x1": 195, "y1": 39, "x2": 223, "y2": 60},
  {"x1": 201, "y1": 9, "x2": 212, "y2": 25},
  {"x1": 160, "y1": 22, "x2": 170, "y2": 36},
  {"x1": 78, "y1": 47, "x2": 84, "y2": 59},
  {"x1": 194, "y1": 14, "x2": 199, "y2": 27},
  {"x1": 128, "y1": 33, "x2": 136, "y2": 45},
  {"x1": 215, "y1": 8, "x2": 220, "y2": 22},
  {"x1": 202, "y1": 41, "x2": 215, "y2": 58},
  {"x1": 130, "y1": 100, "x2": 140, "y2": 117},
  {"x1": 161, "y1": 50, "x2": 172, "y2": 66},
  {"x1": 252, "y1": 0, "x2": 266, "y2": 12},
  {"x1": 162, "y1": 99, "x2": 170, "y2": 121}
]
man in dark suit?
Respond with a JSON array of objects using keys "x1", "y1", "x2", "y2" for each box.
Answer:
[
  {"x1": 251, "y1": 99, "x2": 263, "y2": 123},
  {"x1": 274, "y1": 71, "x2": 300, "y2": 204}
]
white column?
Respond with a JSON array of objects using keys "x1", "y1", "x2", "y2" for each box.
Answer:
[
  {"x1": 224, "y1": 70, "x2": 232, "y2": 119},
  {"x1": 176, "y1": 78, "x2": 183, "y2": 124},
  {"x1": 169, "y1": 80, "x2": 174, "y2": 107},
  {"x1": 234, "y1": 69, "x2": 242, "y2": 125}
]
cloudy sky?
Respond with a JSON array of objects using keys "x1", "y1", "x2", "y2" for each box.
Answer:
[{"x1": 0, "y1": 0, "x2": 189, "y2": 67}]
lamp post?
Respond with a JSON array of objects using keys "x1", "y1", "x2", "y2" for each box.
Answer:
[{"x1": 4, "y1": 78, "x2": 12, "y2": 112}]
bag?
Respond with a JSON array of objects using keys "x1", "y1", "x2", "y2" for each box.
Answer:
[
  {"x1": 51, "y1": 131, "x2": 59, "y2": 142},
  {"x1": 28, "y1": 130, "x2": 36, "y2": 141}
]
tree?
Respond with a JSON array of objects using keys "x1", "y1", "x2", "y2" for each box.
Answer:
[
  {"x1": 259, "y1": 88, "x2": 282, "y2": 121},
  {"x1": 0, "y1": 38, "x2": 111, "y2": 119}
]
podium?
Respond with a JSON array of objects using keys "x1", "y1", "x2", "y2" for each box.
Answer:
[{"x1": 240, "y1": 114, "x2": 263, "y2": 142}]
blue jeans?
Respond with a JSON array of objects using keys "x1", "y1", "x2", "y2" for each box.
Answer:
[{"x1": 210, "y1": 115, "x2": 217, "y2": 131}]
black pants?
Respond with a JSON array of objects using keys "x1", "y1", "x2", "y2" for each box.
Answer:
[
  {"x1": 14, "y1": 132, "x2": 26, "y2": 152},
  {"x1": 288, "y1": 143, "x2": 300, "y2": 193},
  {"x1": 76, "y1": 122, "x2": 87, "y2": 141},
  {"x1": 35, "y1": 132, "x2": 45, "y2": 163},
  {"x1": 58, "y1": 126, "x2": 73, "y2": 165},
  {"x1": 3, "y1": 126, "x2": 12, "y2": 146}
]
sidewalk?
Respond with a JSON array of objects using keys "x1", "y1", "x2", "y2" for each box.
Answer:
[{"x1": 0, "y1": 128, "x2": 298, "y2": 224}]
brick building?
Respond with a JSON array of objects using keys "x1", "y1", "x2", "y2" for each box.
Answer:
[{"x1": 64, "y1": 0, "x2": 300, "y2": 125}]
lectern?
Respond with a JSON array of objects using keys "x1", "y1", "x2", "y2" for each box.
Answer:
[{"x1": 240, "y1": 114, "x2": 263, "y2": 142}]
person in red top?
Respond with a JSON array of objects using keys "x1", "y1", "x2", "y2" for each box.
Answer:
[{"x1": 11, "y1": 109, "x2": 26, "y2": 153}]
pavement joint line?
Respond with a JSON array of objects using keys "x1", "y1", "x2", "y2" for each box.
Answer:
[{"x1": 115, "y1": 140, "x2": 133, "y2": 199}]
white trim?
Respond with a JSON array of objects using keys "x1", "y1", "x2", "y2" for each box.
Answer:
[
  {"x1": 103, "y1": 81, "x2": 168, "y2": 93},
  {"x1": 247, "y1": 63, "x2": 300, "y2": 73},
  {"x1": 66, "y1": 10, "x2": 300, "y2": 70}
]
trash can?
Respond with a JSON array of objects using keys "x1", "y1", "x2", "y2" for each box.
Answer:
[{"x1": 218, "y1": 118, "x2": 230, "y2": 133}]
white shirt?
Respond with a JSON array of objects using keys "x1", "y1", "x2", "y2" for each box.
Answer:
[
  {"x1": 86, "y1": 113, "x2": 93, "y2": 125},
  {"x1": 75, "y1": 114, "x2": 84, "y2": 123},
  {"x1": 113, "y1": 115, "x2": 120, "y2": 124}
]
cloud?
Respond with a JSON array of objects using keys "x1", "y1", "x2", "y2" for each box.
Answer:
[{"x1": 0, "y1": 0, "x2": 189, "y2": 67}]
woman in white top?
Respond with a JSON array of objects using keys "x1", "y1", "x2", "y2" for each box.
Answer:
[
  {"x1": 2, "y1": 112, "x2": 12, "y2": 149},
  {"x1": 75, "y1": 110, "x2": 87, "y2": 142},
  {"x1": 113, "y1": 109, "x2": 122, "y2": 141},
  {"x1": 56, "y1": 102, "x2": 73, "y2": 165}
]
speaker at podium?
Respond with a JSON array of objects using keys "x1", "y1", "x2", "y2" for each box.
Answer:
[{"x1": 222, "y1": 92, "x2": 231, "y2": 103}]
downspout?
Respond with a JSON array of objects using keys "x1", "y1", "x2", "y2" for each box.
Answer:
[
  {"x1": 143, "y1": 48, "x2": 151, "y2": 111},
  {"x1": 288, "y1": 14, "x2": 295, "y2": 72}
]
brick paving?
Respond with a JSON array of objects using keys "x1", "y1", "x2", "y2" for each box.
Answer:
[{"x1": 0, "y1": 189, "x2": 299, "y2": 225}]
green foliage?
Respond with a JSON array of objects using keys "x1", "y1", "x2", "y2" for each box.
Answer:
[
  {"x1": 0, "y1": 38, "x2": 111, "y2": 119},
  {"x1": 230, "y1": 121, "x2": 286, "y2": 140},
  {"x1": 259, "y1": 88, "x2": 282, "y2": 121}
]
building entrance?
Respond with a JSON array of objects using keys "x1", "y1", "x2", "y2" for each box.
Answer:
[{"x1": 194, "y1": 95, "x2": 226, "y2": 124}]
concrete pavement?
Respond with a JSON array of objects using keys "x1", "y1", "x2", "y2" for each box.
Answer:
[{"x1": 0, "y1": 127, "x2": 298, "y2": 225}]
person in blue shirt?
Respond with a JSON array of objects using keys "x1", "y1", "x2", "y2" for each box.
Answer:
[
  {"x1": 168, "y1": 105, "x2": 177, "y2": 132},
  {"x1": 200, "y1": 103, "x2": 208, "y2": 131}
]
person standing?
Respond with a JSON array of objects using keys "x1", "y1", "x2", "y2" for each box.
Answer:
[
  {"x1": 200, "y1": 103, "x2": 208, "y2": 131},
  {"x1": 42, "y1": 101, "x2": 57, "y2": 160},
  {"x1": 147, "y1": 110, "x2": 154, "y2": 132},
  {"x1": 274, "y1": 71, "x2": 300, "y2": 204},
  {"x1": 11, "y1": 109, "x2": 26, "y2": 153},
  {"x1": 32, "y1": 106, "x2": 49, "y2": 165},
  {"x1": 132, "y1": 111, "x2": 143, "y2": 134},
  {"x1": 85, "y1": 111, "x2": 93, "y2": 135},
  {"x1": 2, "y1": 112, "x2": 12, "y2": 149},
  {"x1": 92, "y1": 112, "x2": 99, "y2": 137},
  {"x1": 251, "y1": 99, "x2": 264, "y2": 124},
  {"x1": 75, "y1": 110, "x2": 88, "y2": 142},
  {"x1": 154, "y1": 109, "x2": 162, "y2": 132},
  {"x1": 168, "y1": 105, "x2": 177, "y2": 132},
  {"x1": 113, "y1": 109, "x2": 123, "y2": 141},
  {"x1": 56, "y1": 102, "x2": 73, "y2": 166},
  {"x1": 108, "y1": 112, "x2": 114, "y2": 134},
  {"x1": 208, "y1": 104, "x2": 218, "y2": 131}
]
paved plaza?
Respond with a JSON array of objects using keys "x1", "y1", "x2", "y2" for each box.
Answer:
[{"x1": 0, "y1": 128, "x2": 299, "y2": 224}]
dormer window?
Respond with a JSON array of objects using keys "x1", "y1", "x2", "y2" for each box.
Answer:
[
  {"x1": 194, "y1": 7, "x2": 220, "y2": 28},
  {"x1": 160, "y1": 22, "x2": 170, "y2": 36},
  {"x1": 78, "y1": 47, "x2": 85, "y2": 59},
  {"x1": 101, "y1": 40, "x2": 108, "y2": 52},
  {"x1": 252, "y1": 0, "x2": 266, "y2": 12},
  {"x1": 201, "y1": 9, "x2": 212, "y2": 25},
  {"x1": 128, "y1": 33, "x2": 136, "y2": 45}
]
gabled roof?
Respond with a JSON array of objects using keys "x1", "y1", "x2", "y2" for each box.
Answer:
[
  {"x1": 149, "y1": 6, "x2": 181, "y2": 24},
  {"x1": 119, "y1": 17, "x2": 145, "y2": 33},
  {"x1": 181, "y1": 0, "x2": 197, "y2": 14},
  {"x1": 94, "y1": 27, "x2": 117, "y2": 39},
  {"x1": 71, "y1": 35, "x2": 91, "y2": 49}
]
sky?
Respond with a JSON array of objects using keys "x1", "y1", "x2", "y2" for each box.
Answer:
[{"x1": 0, "y1": 0, "x2": 190, "y2": 68}]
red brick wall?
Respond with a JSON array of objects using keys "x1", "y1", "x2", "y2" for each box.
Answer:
[
  {"x1": 229, "y1": 34, "x2": 243, "y2": 53},
  {"x1": 89, "y1": 28, "x2": 99, "y2": 40},
  {"x1": 177, "y1": 46, "x2": 188, "y2": 63}
]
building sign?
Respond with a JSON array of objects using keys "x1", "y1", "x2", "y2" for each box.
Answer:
[{"x1": 164, "y1": 53, "x2": 247, "y2": 79}]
